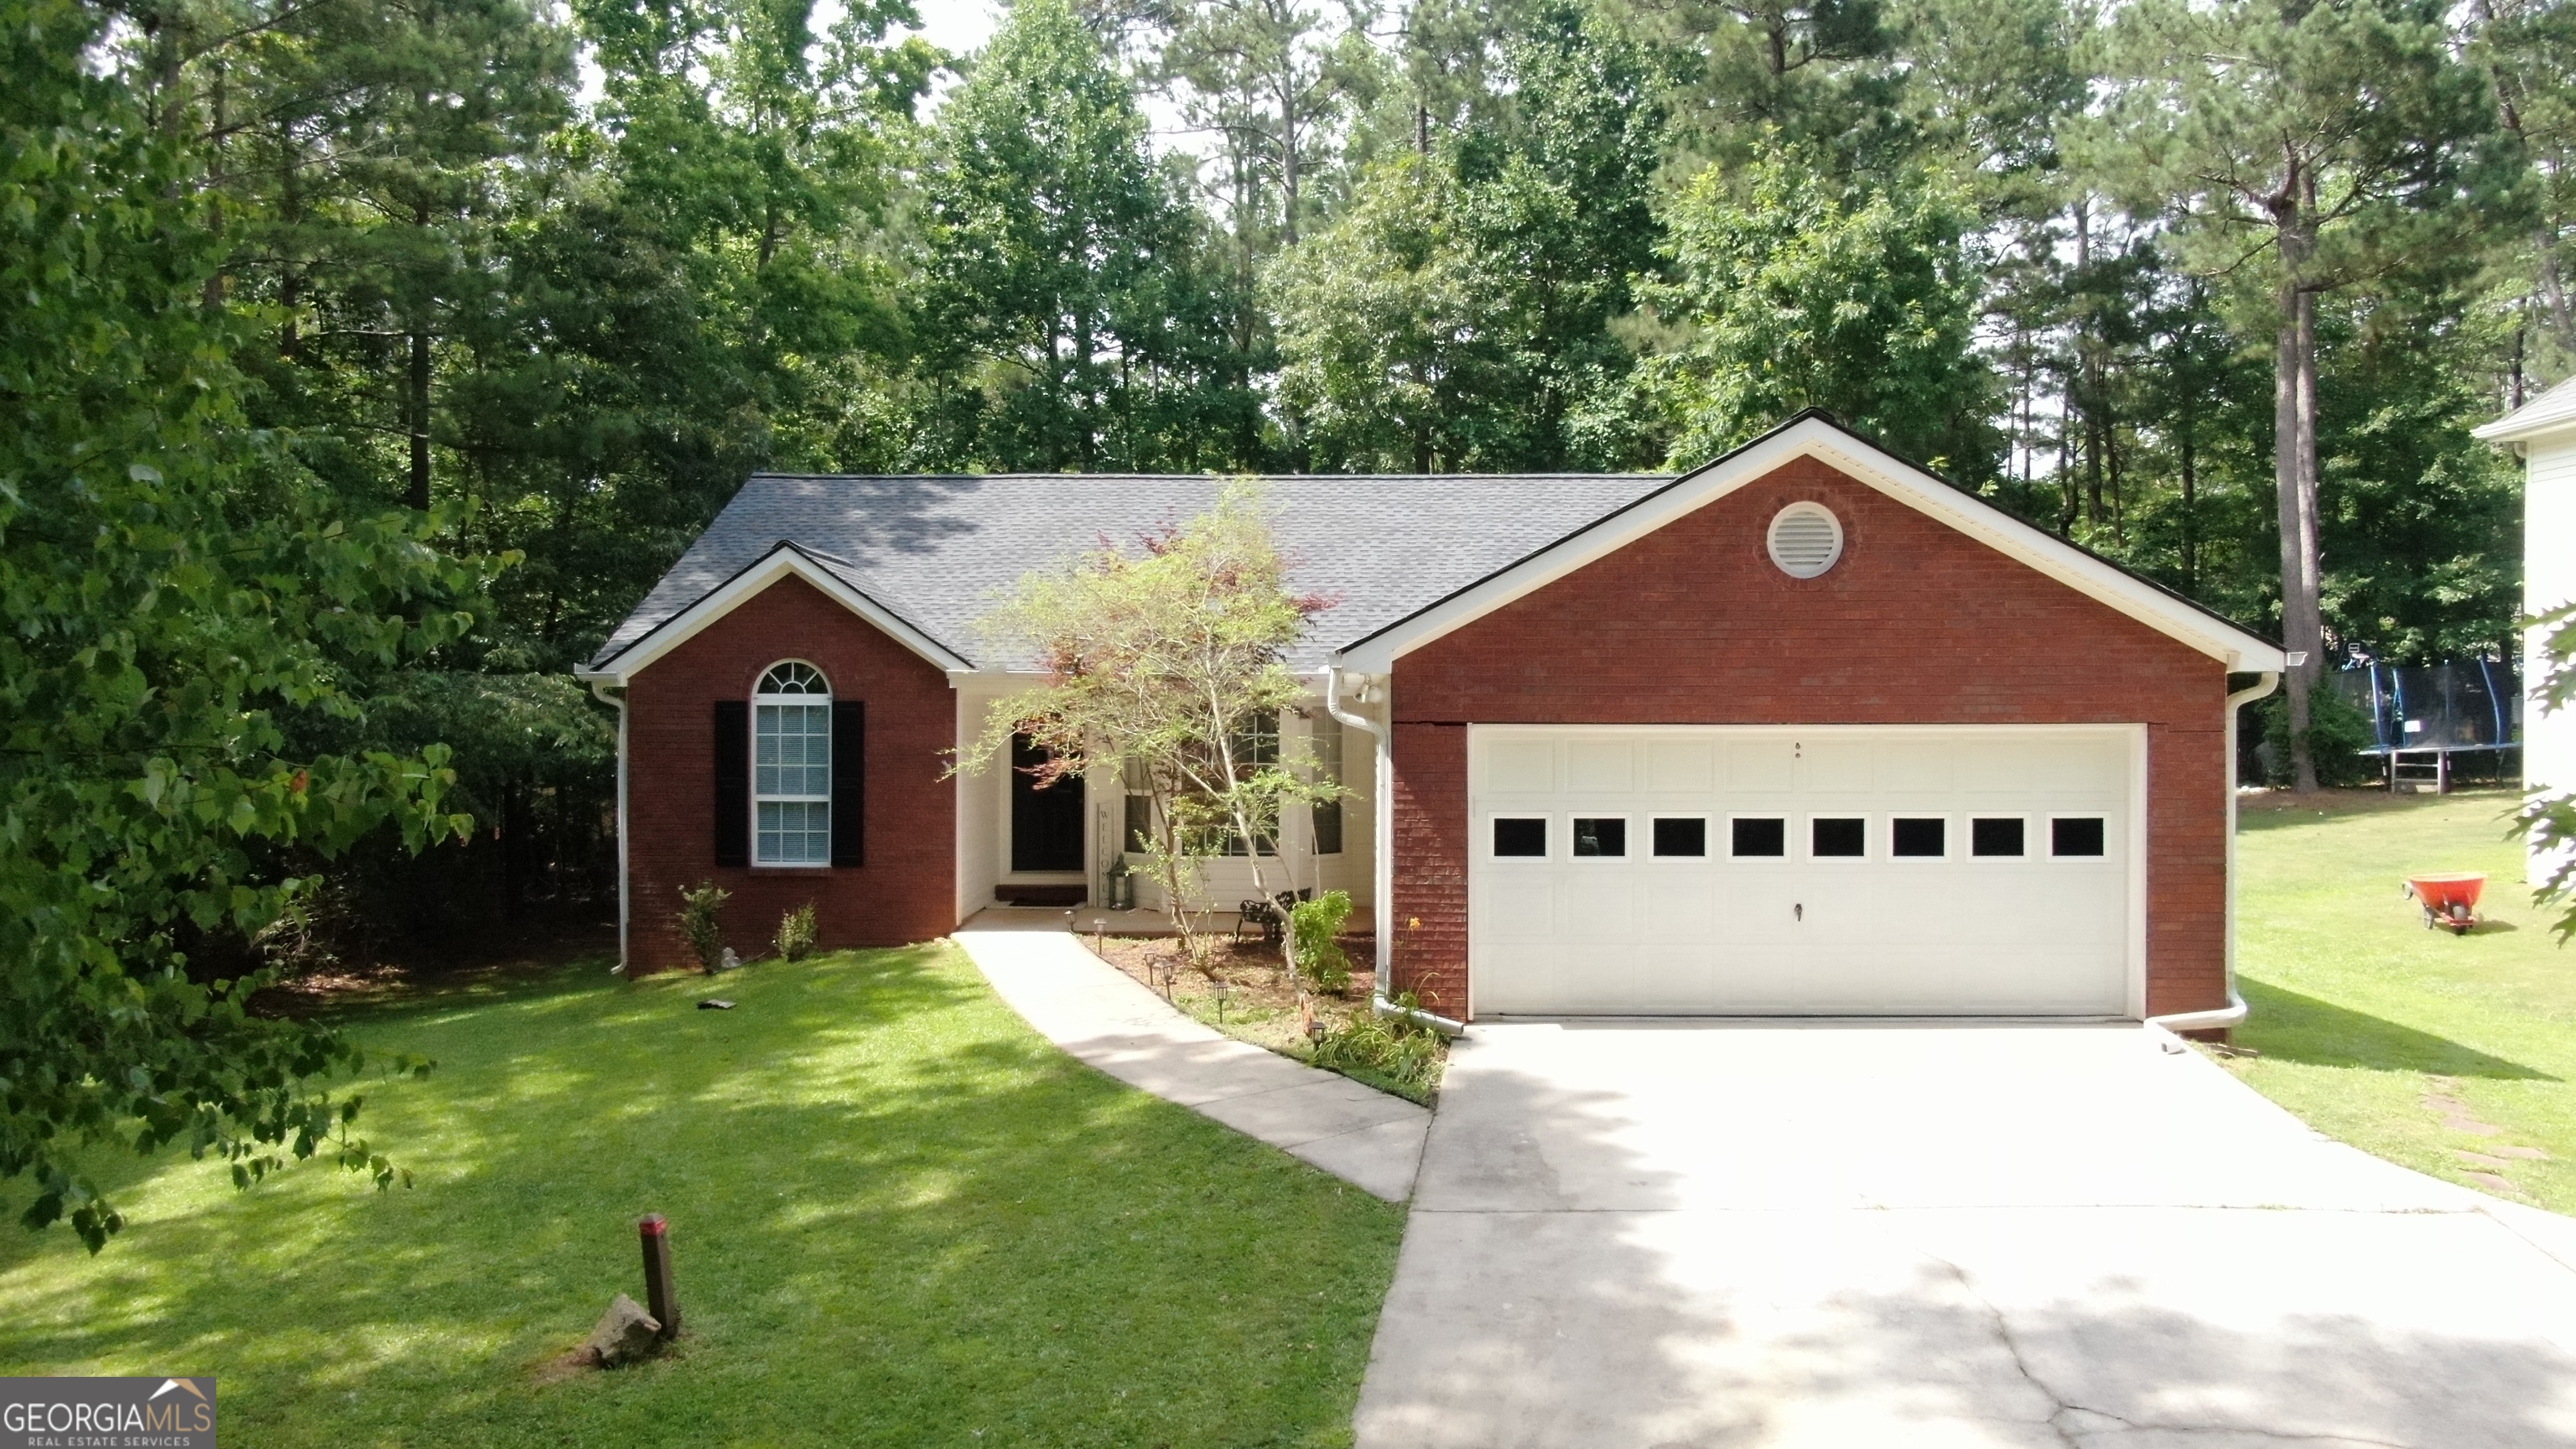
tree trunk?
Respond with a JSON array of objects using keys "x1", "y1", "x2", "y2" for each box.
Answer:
[
  {"x1": 408, "y1": 326, "x2": 433, "y2": 512},
  {"x1": 407, "y1": 195, "x2": 433, "y2": 512},
  {"x1": 278, "y1": 126, "x2": 301, "y2": 360},
  {"x1": 1280, "y1": 91, "x2": 1300, "y2": 247},
  {"x1": 2274, "y1": 257, "x2": 2324, "y2": 793},
  {"x1": 2179, "y1": 429, "x2": 2199, "y2": 593},
  {"x1": 202, "y1": 62, "x2": 226, "y2": 309}
]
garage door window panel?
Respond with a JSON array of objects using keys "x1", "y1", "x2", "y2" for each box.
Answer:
[
  {"x1": 1492, "y1": 817, "x2": 1549, "y2": 858},
  {"x1": 1652, "y1": 817, "x2": 1708, "y2": 857},
  {"x1": 1809, "y1": 816, "x2": 1867, "y2": 859},
  {"x1": 1971, "y1": 817, "x2": 2028, "y2": 857},
  {"x1": 1891, "y1": 817, "x2": 1948, "y2": 858},
  {"x1": 1571, "y1": 817, "x2": 1628, "y2": 858},
  {"x1": 2051, "y1": 817, "x2": 2108, "y2": 858},
  {"x1": 1730, "y1": 817, "x2": 1788, "y2": 857}
]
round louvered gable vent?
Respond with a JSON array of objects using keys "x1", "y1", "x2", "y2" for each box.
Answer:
[{"x1": 1766, "y1": 502, "x2": 1843, "y2": 579}]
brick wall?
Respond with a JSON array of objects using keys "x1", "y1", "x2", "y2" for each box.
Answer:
[
  {"x1": 1387, "y1": 455, "x2": 2232, "y2": 1018},
  {"x1": 625, "y1": 574, "x2": 957, "y2": 973}
]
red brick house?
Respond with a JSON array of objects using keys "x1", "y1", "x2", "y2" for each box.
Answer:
[{"x1": 578, "y1": 413, "x2": 2285, "y2": 1029}]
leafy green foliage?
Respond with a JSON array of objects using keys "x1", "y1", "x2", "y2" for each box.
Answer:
[
  {"x1": 775, "y1": 901, "x2": 820, "y2": 963},
  {"x1": 675, "y1": 882, "x2": 732, "y2": 973},
  {"x1": 1310, "y1": 994, "x2": 1443, "y2": 1099},
  {"x1": 2, "y1": 0, "x2": 475, "y2": 1249},
  {"x1": 2254, "y1": 684, "x2": 2380, "y2": 788},
  {"x1": 1638, "y1": 148, "x2": 1995, "y2": 474},
  {"x1": 1271, "y1": 5, "x2": 1667, "y2": 470},
  {"x1": 1287, "y1": 890, "x2": 1353, "y2": 993},
  {"x1": 918, "y1": 0, "x2": 1247, "y2": 471}
]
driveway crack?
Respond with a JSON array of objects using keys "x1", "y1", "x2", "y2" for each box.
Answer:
[
  {"x1": 1928, "y1": 1255, "x2": 2424, "y2": 1449},
  {"x1": 1928, "y1": 1255, "x2": 2098, "y2": 1447}
]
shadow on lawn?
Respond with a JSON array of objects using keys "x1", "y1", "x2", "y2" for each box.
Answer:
[
  {"x1": 2240, "y1": 979, "x2": 2556, "y2": 1081},
  {"x1": 0, "y1": 943, "x2": 1402, "y2": 1448}
]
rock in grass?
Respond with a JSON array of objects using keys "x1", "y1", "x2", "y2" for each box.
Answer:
[
  {"x1": 584, "y1": 1294, "x2": 664, "y2": 1367},
  {"x1": 699, "y1": 999, "x2": 735, "y2": 1010}
]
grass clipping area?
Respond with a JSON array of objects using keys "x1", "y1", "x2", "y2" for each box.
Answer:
[
  {"x1": 0, "y1": 944, "x2": 1405, "y2": 1447},
  {"x1": 2232, "y1": 789, "x2": 2576, "y2": 1213}
]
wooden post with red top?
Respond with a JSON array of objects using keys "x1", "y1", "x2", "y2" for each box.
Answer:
[{"x1": 639, "y1": 1214, "x2": 680, "y2": 1338}]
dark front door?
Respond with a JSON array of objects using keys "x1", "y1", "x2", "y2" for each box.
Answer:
[{"x1": 1010, "y1": 734, "x2": 1086, "y2": 873}]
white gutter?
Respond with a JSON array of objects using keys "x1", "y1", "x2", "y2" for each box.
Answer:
[
  {"x1": 1325, "y1": 665, "x2": 1467, "y2": 1039},
  {"x1": 2148, "y1": 669, "x2": 2282, "y2": 1035},
  {"x1": 588, "y1": 677, "x2": 631, "y2": 975}
]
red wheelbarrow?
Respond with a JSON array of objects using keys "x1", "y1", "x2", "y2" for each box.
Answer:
[{"x1": 2403, "y1": 873, "x2": 2485, "y2": 934}]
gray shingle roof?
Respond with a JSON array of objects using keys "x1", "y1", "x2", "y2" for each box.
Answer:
[{"x1": 591, "y1": 472, "x2": 1676, "y2": 672}]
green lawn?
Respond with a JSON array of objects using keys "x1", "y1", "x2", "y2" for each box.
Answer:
[
  {"x1": 2231, "y1": 788, "x2": 2576, "y2": 1213},
  {"x1": 0, "y1": 944, "x2": 1405, "y2": 1446}
]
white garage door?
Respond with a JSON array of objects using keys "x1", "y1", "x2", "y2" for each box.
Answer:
[{"x1": 1468, "y1": 725, "x2": 2142, "y2": 1016}]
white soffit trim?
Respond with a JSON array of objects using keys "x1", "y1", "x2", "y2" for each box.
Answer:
[
  {"x1": 577, "y1": 543, "x2": 973, "y2": 683},
  {"x1": 2472, "y1": 376, "x2": 2576, "y2": 445},
  {"x1": 1333, "y1": 416, "x2": 2288, "y2": 673}
]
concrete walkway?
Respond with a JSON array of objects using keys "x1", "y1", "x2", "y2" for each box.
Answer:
[
  {"x1": 1357, "y1": 1020, "x2": 2576, "y2": 1448},
  {"x1": 952, "y1": 909, "x2": 1428, "y2": 1201}
]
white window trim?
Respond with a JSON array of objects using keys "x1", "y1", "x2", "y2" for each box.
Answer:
[{"x1": 753, "y1": 660, "x2": 834, "y2": 869}]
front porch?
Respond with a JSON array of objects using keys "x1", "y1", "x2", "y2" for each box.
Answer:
[{"x1": 953, "y1": 687, "x2": 1380, "y2": 925}]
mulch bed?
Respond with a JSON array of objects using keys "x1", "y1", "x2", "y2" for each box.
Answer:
[{"x1": 1084, "y1": 930, "x2": 1379, "y2": 1058}]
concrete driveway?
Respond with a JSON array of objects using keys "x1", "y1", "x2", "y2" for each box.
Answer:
[{"x1": 1354, "y1": 1021, "x2": 2576, "y2": 1448}]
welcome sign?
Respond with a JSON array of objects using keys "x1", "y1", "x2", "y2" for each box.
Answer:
[{"x1": 1, "y1": 1378, "x2": 216, "y2": 1448}]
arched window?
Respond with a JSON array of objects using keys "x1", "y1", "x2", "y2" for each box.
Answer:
[{"x1": 753, "y1": 662, "x2": 832, "y2": 865}]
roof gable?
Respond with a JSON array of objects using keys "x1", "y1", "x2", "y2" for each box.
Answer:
[
  {"x1": 579, "y1": 542, "x2": 974, "y2": 681},
  {"x1": 1333, "y1": 413, "x2": 2288, "y2": 673}
]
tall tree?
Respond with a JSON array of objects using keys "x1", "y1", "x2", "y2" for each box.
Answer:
[
  {"x1": 2102, "y1": 0, "x2": 2525, "y2": 789},
  {"x1": 152, "y1": 0, "x2": 579, "y2": 513},
  {"x1": 922, "y1": 0, "x2": 1249, "y2": 470},
  {"x1": 1161, "y1": 0, "x2": 1369, "y2": 249},
  {"x1": 1270, "y1": 3, "x2": 1665, "y2": 470},
  {"x1": 1637, "y1": 147, "x2": 1996, "y2": 473},
  {"x1": 3, "y1": 0, "x2": 480, "y2": 1249},
  {"x1": 2474, "y1": 0, "x2": 2576, "y2": 384}
]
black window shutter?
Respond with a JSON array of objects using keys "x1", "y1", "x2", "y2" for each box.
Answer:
[
  {"x1": 713, "y1": 700, "x2": 750, "y2": 867},
  {"x1": 830, "y1": 700, "x2": 865, "y2": 867}
]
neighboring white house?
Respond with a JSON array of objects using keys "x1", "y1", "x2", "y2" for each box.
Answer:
[{"x1": 2474, "y1": 382, "x2": 2576, "y2": 885}]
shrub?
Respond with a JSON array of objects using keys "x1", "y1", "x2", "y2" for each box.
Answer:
[
  {"x1": 1287, "y1": 890, "x2": 1353, "y2": 993},
  {"x1": 1311, "y1": 992, "x2": 1442, "y2": 1096},
  {"x1": 675, "y1": 881, "x2": 731, "y2": 974},
  {"x1": 2257, "y1": 683, "x2": 2378, "y2": 787},
  {"x1": 775, "y1": 902, "x2": 818, "y2": 963}
]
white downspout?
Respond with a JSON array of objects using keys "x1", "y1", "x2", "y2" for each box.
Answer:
[
  {"x1": 1327, "y1": 664, "x2": 1465, "y2": 1038},
  {"x1": 589, "y1": 678, "x2": 631, "y2": 975},
  {"x1": 2151, "y1": 668, "x2": 2280, "y2": 1034}
]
